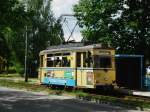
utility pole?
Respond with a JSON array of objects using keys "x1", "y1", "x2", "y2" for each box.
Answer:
[
  {"x1": 25, "y1": 25, "x2": 28, "y2": 82},
  {"x1": 24, "y1": 1, "x2": 28, "y2": 82}
]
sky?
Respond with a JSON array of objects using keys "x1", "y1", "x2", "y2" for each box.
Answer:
[{"x1": 52, "y1": 0, "x2": 82, "y2": 42}]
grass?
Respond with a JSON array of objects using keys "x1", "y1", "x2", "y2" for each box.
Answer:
[
  {"x1": 0, "y1": 79, "x2": 42, "y2": 91},
  {"x1": 0, "y1": 73, "x2": 21, "y2": 78},
  {"x1": 0, "y1": 78, "x2": 79, "y2": 96}
]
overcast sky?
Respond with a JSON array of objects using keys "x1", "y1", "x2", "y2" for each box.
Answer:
[{"x1": 52, "y1": 0, "x2": 82, "y2": 42}]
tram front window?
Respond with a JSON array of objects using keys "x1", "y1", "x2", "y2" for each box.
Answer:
[{"x1": 94, "y1": 56, "x2": 112, "y2": 68}]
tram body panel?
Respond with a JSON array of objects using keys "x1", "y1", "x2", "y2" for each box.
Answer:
[
  {"x1": 94, "y1": 69, "x2": 116, "y2": 86},
  {"x1": 40, "y1": 67, "x2": 76, "y2": 86},
  {"x1": 81, "y1": 69, "x2": 95, "y2": 88},
  {"x1": 76, "y1": 69, "x2": 82, "y2": 87},
  {"x1": 76, "y1": 68, "x2": 115, "y2": 88}
]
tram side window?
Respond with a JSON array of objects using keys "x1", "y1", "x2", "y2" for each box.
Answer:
[
  {"x1": 53, "y1": 53, "x2": 61, "y2": 67},
  {"x1": 83, "y1": 52, "x2": 86, "y2": 67},
  {"x1": 47, "y1": 54, "x2": 54, "y2": 67},
  {"x1": 47, "y1": 58, "x2": 54, "y2": 67},
  {"x1": 77, "y1": 53, "x2": 81, "y2": 67},
  {"x1": 86, "y1": 56, "x2": 93, "y2": 67},
  {"x1": 62, "y1": 57, "x2": 70, "y2": 67},
  {"x1": 84, "y1": 52, "x2": 93, "y2": 67},
  {"x1": 54, "y1": 57, "x2": 62, "y2": 67},
  {"x1": 61, "y1": 53, "x2": 70, "y2": 67}
]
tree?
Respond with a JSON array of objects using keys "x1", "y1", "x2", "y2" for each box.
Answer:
[
  {"x1": 110, "y1": 0, "x2": 150, "y2": 55},
  {"x1": 23, "y1": 0, "x2": 64, "y2": 77},
  {"x1": 74, "y1": 0, "x2": 121, "y2": 44},
  {"x1": 0, "y1": 0, "x2": 64, "y2": 75},
  {"x1": 0, "y1": 0, "x2": 31, "y2": 73},
  {"x1": 74, "y1": 0, "x2": 150, "y2": 58}
]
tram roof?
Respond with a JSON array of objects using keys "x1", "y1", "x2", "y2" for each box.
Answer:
[{"x1": 40, "y1": 43, "x2": 114, "y2": 55}]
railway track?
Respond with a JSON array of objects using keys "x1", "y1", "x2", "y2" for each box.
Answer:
[
  {"x1": 124, "y1": 95, "x2": 150, "y2": 102},
  {"x1": 43, "y1": 84, "x2": 150, "y2": 103},
  {"x1": 81, "y1": 92, "x2": 150, "y2": 102},
  {"x1": 76, "y1": 92, "x2": 150, "y2": 110},
  {"x1": 76, "y1": 88, "x2": 150, "y2": 103}
]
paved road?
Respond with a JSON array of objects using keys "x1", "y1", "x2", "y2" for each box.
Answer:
[{"x1": 0, "y1": 87, "x2": 145, "y2": 112}]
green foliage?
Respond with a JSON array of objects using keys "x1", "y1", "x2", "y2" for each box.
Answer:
[
  {"x1": 74, "y1": 0, "x2": 150, "y2": 57},
  {"x1": 24, "y1": 0, "x2": 64, "y2": 77},
  {"x1": 14, "y1": 62, "x2": 24, "y2": 75},
  {"x1": 110, "y1": 0, "x2": 150, "y2": 55},
  {"x1": 0, "y1": 0, "x2": 30, "y2": 73},
  {"x1": 0, "y1": 0, "x2": 64, "y2": 76},
  {"x1": 74, "y1": 0, "x2": 120, "y2": 44},
  {"x1": 0, "y1": 73, "x2": 20, "y2": 77}
]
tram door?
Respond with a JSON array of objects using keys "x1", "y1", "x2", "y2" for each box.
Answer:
[{"x1": 76, "y1": 52, "x2": 84, "y2": 87}]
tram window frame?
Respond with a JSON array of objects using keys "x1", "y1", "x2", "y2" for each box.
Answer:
[
  {"x1": 54, "y1": 56, "x2": 62, "y2": 67},
  {"x1": 46, "y1": 52, "x2": 71, "y2": 67},
  {"x1": 40, "y1": 55, "x2": 44, "y2": 67},
  {"x1": 83, "y1": 52, "x2": 87, "y2": 67},
  {"x1": 61, "y1": 52, "x2": 71, "y2": 67},
  {"x1": 83, "y1": 51, "x2": 93, "y2": 68},
  {"x1": 47, "y1": 54, "x2": 54, "y2": 67},
  {"x1": 47, "y1": 57, "x2": 54, "y2": 67},
  {"x1": 77, "y1": 52, "x2": 81, "y2": 67},
  {"x1": 77, "y1": 52, "x2": 93, "y2": 68},
  {"x1": 62, "y1": 57, "x2": 70, "y2": 67},
  {"x1": 94, "y1": 55, "x2": 112, "y2": 69},
  {"x1": 53, "y1": 53, "x2": 62, "y2": 67}
]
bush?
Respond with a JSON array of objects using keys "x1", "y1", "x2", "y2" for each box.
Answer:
[
  {"x1": 8, "y1": 66, "x2": 16, "y2": 74},
  {"x1": 14, "y1": 62, "x2": 24, "y2": 76}
]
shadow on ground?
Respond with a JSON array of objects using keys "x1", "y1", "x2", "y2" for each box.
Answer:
[{"x1": 0, "y1": 87, "x2": 139, "y2": 112}]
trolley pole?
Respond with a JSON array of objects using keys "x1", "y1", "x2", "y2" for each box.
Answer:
[{"x1": 25, "y1": 26, "x2": 28, "y2": 82}]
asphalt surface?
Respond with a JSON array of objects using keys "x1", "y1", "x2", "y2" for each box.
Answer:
[{"x1": 0, "y1": 87, "x2": 145, "y2": 112}]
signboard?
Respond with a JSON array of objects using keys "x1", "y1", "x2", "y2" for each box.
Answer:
[{"x1": 64, "y1": 71, "x2": 73, "y2": 79}]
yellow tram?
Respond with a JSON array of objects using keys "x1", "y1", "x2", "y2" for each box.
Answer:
[{"x1": 38, "y1": 43, "x2": 116, "y2": 88}]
